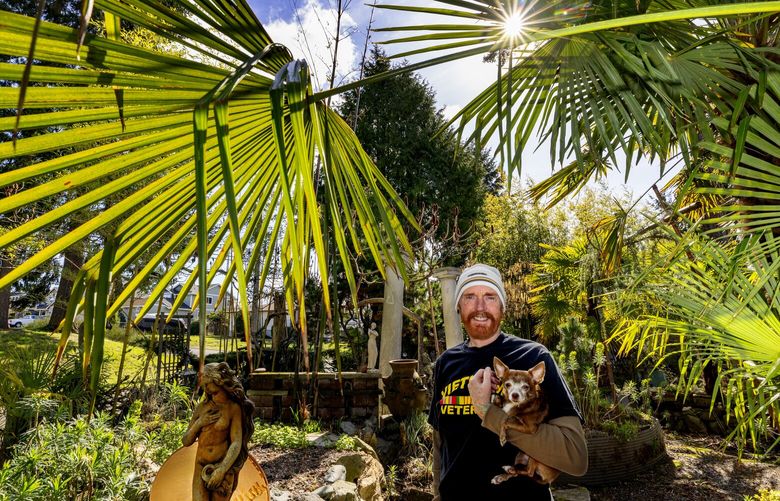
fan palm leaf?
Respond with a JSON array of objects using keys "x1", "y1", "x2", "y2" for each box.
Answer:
[
  {"x1": 613, "y1": 230, "x2": 780, "y2": 454},
  {"x1": 0, "y1": 1, "x2": 415, "y2": 402},
  {"x1": 696, "y1": 73, "x2": 780, "y2": 236},
  {"x1": 368, "y1": 0, "x2": 780, "y2": 190}
]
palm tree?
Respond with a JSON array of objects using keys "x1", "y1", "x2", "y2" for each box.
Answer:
[
  {"x1": 2, "y1": 0, "x2": 779, "y2": 437},
  {"x1": 0, "y1": 1, "x2": 415, "y2": 405},
  {"x1": 368, "y1": 0, "x2": 780, "y2": 453}
]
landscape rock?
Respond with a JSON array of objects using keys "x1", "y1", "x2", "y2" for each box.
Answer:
[
  {"x1": 340, "y1": 420, "x2": 358, "y2": 436},
  {"x1": 352, "y1": 436, "x2": 380, "y2": 461},
  {"x1": 373, "y1": 436, "x2": 399, "y2": 464},
  {"x1": 324, "y1": 464, "x2": 348, "y2": 483},
  {"x1": 295, "y1": 494, "x2": 325, "y2": 501},
  {"x1": 682, "y1": 407, "x2": 708, "y2": 434},
  {"x1": 325, "y1": 480, "x2": 360, "y2": 501},
  {"x1": 312, "y1": 464, "x2": 349, "y2": 498},
  {"x1": 335, "y1": 452, "x2": 385, "y2": 501},
  {"x1": 307, "y1": 432, "x2": 340, "y2": 448}
]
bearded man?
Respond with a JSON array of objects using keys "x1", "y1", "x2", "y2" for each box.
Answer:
[{"x1": 428, "y1": 263, "x2": 587, "y2": 500}]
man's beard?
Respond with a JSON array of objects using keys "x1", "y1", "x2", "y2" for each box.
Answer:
[{"x1": 464, "y1": 311, "x2": 500, "y2": 339}]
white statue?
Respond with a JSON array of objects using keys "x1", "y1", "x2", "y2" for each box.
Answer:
[{"x1": 367, "y1": 322, "x2": 379, "y2": 372}]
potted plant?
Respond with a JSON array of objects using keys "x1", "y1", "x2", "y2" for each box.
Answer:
[{"x1": 556, "y1": 341, "x2": 666, "y2": 486}]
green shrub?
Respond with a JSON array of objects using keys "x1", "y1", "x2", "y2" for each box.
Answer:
[
  {"x1": 251, "y1": 422, "x2": 310, "y2": 449},
  {"x1": 0, "y1": 399, "x2": 193, "y2": 501},
  {"x1": 147, "y1": 419, "x2": 189, "y2": 465},
  {"x1": 140, "y1": 381, "x2": 192, "y2": 421},
  {"x1": 333, "y1": 434, "x2": 359, "y2": 451},
  {"x1": 601, "y1": 420, "x2": 640, "y2": 443},
  {"x1": 401, "y1": 411, "x2": 432, "y2": 457},
  {"x1": 301, "y1": 419, "x2": 322, "y2": 434},
  {"x1": 0, "y1": 413, "x2": 149, "y2": 501},
  {"x1": 559, "y1": 341, "x2": 657, "y2": 440}
]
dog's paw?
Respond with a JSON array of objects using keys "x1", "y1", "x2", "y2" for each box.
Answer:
[
  {"x1": 491, "y1": 475, "x2": 506, "y2": 485},
  {"x1": 502, "y1": 465, "x2": 517, "y2": 474}
]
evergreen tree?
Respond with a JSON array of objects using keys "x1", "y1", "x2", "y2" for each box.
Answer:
[{"x1": 339, "y1": 47, "x2": 501, "y2": 265}]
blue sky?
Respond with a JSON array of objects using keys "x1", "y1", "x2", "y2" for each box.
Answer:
[{"x1": 250, "y1": 0, "x2": 678, "y2": 201}]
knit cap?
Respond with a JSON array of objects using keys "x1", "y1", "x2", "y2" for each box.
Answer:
[{"x1": 454, "y1": 263, "x2": 507, "y2": 309}]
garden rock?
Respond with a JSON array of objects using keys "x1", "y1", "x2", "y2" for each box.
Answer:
[
  {"x1": 335, "y1": 453, "x2": 385, "y2": 501},
  {"x1": 325, "y1": 464, "x2": 348, "y2": 483},
  {"x1": 340, "y1": 420, "x2": 358, "y2": 436},
  {"x1": 352, "y1": 436, "x2": 380, "y2": 461},
  {"x1": 682, "y1": 407, "x2": 708, "y2": 434},
  {"x1": 312, "y1": 465, "x2": 348, "y2": 498},
  {"x1": 360, "y1": 417, "x2": 377, "y2": 440},
  {"x1": 308, "y1": 431, "x2": 340, "y2": 448},
  {"x1": 328, "y1": 480, "x2": 360, "y2": 501},
  {"x1": 373, "y1": 436, "x2": 399, "y2": 464},
  {"x1": 294, "y1": 494, "x2": 325, "y2": 501},
  {"x1": 551, "y1": 486, "x2": 591, "y2": 501},
  {"x1": 314, "y1": 480, "x2": 360, "y2": 501}
]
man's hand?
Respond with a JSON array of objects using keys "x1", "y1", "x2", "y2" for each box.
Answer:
[{"x1": 469, "y1": 367, "x2": 495, "y2": 419}]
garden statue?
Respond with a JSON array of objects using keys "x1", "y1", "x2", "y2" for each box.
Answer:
[
  {"x1": 367, "y1": 322, "x2": 379, "y2": 372},
  {"x1": 183, "y1": 362, "x2": 255, "y2": 501}
]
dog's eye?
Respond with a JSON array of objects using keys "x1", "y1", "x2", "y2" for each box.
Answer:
[
  {"x1": 521, "y1": 384, "x2": 529, "y2": 391},
  {"x1": 504, "y1": 382, "x2": 511, "y2": 388}
]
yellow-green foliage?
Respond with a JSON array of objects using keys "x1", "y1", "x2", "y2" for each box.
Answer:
[
  {"x1": 251, "y1": 423, "x2": 310, "y2": 449},
  {"x1": 744, "y1": 489, "x2": 780, "y2": 501}
]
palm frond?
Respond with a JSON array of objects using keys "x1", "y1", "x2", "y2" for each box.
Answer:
[
  {"x1": 0, "y1": 1, "x2": 415, "y2": 403},
  {"x1": 367, "y1": 0, "x2": 780, "y2": 187}
]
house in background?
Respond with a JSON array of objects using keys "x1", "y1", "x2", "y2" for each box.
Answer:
[
  {"x1": 171, "y1": 282, "x2": 232, "y2": 315},
  {"x1": 116, "y1": 281, "x2": 291, "y2": 338}
]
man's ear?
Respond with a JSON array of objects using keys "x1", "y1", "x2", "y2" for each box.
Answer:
[
  {"x1": 529, "y1": 361, "x2": 546, "y2": 384},
  {"x1": 493, "y1": 356, "x2": 509, "y2": 379}
]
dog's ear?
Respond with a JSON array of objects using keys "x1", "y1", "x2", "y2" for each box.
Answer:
[
  {"x1": 493, "y1": 356, "x2": 509, "y2": 379},
  {"x1": 529, "y1": 361, "x2": 546, "y2": 384}
]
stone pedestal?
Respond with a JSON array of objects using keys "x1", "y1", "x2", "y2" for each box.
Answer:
[
  {"x1": 433, "y1": 267, "x2": 462, "y2": 348},
  {"x1": 379, "y1": 262, "x2": 404, "y2": 378}
]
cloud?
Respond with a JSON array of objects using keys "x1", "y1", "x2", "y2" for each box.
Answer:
[{"x1": 263, "y1": 0, "x2": 360, "y2": 91}]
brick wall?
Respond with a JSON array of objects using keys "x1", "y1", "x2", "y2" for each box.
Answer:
[{"x1": 248, "y1": 371, "x2": 382, "y2": 422}]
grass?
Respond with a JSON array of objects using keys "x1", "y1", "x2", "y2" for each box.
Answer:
[
  {"x1": 189, "y1": 333, "x2": 237, "y2": 352},
  {"x1": 0, "y1": 328, "x2": 156, "y2": 383}
]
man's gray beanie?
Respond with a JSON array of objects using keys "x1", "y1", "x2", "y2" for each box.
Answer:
[{"x1": 454, "y1": 263, "x2": 507, "y2": 309}]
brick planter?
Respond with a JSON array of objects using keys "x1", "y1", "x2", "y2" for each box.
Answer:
[{"x1": 248, "y1": 371, "x2": 382, "y2": 422}]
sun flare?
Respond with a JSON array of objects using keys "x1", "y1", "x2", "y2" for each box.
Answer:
[{"x1": 503, "y1": 12, "x2": 526, "y2": 38}]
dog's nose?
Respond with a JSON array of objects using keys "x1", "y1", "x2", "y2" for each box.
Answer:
[{"x1": 511, "y1": 392, "x2": 520, "y2": 401}]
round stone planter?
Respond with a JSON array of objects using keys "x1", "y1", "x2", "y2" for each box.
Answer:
[{"x1": 558, "y1": 418, "x2": 667, "y2": 486}]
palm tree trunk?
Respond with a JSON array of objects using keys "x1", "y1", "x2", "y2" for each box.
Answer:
[
  {"x1": 112, "y1": 291, "x2": 136, "y2": 412},
  {"x1": 47, "y1": 245, "x2": 83, "y2": 331},
  {"x1": 0, "y1": 251, "x2": 11, "y2": 329},
  {"x1": 589, "y1": 294, "x2": 617, "y2": 401}
]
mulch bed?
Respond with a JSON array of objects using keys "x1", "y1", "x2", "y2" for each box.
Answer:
[
  {"x1": 250, "y1": 432, "x2": 780, "y2": 500},
  {"x1": 587, "y1": 432, "x2": 780, "y2": 500},
  {"x1": 250, "y1": 445, "x2": 362, "y2": 494}
]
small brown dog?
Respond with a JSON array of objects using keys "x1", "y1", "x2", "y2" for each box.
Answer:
[{"x1": 491, "y1": 356, "x2": 559, "y2": 485}]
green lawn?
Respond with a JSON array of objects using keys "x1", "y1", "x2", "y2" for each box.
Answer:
[
  {"x1": 189, "y1": 333, "x2": 244, "y2": 352},
  {"x1": 0, "y1": 328, "x2": 156, "y2": 384}
]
